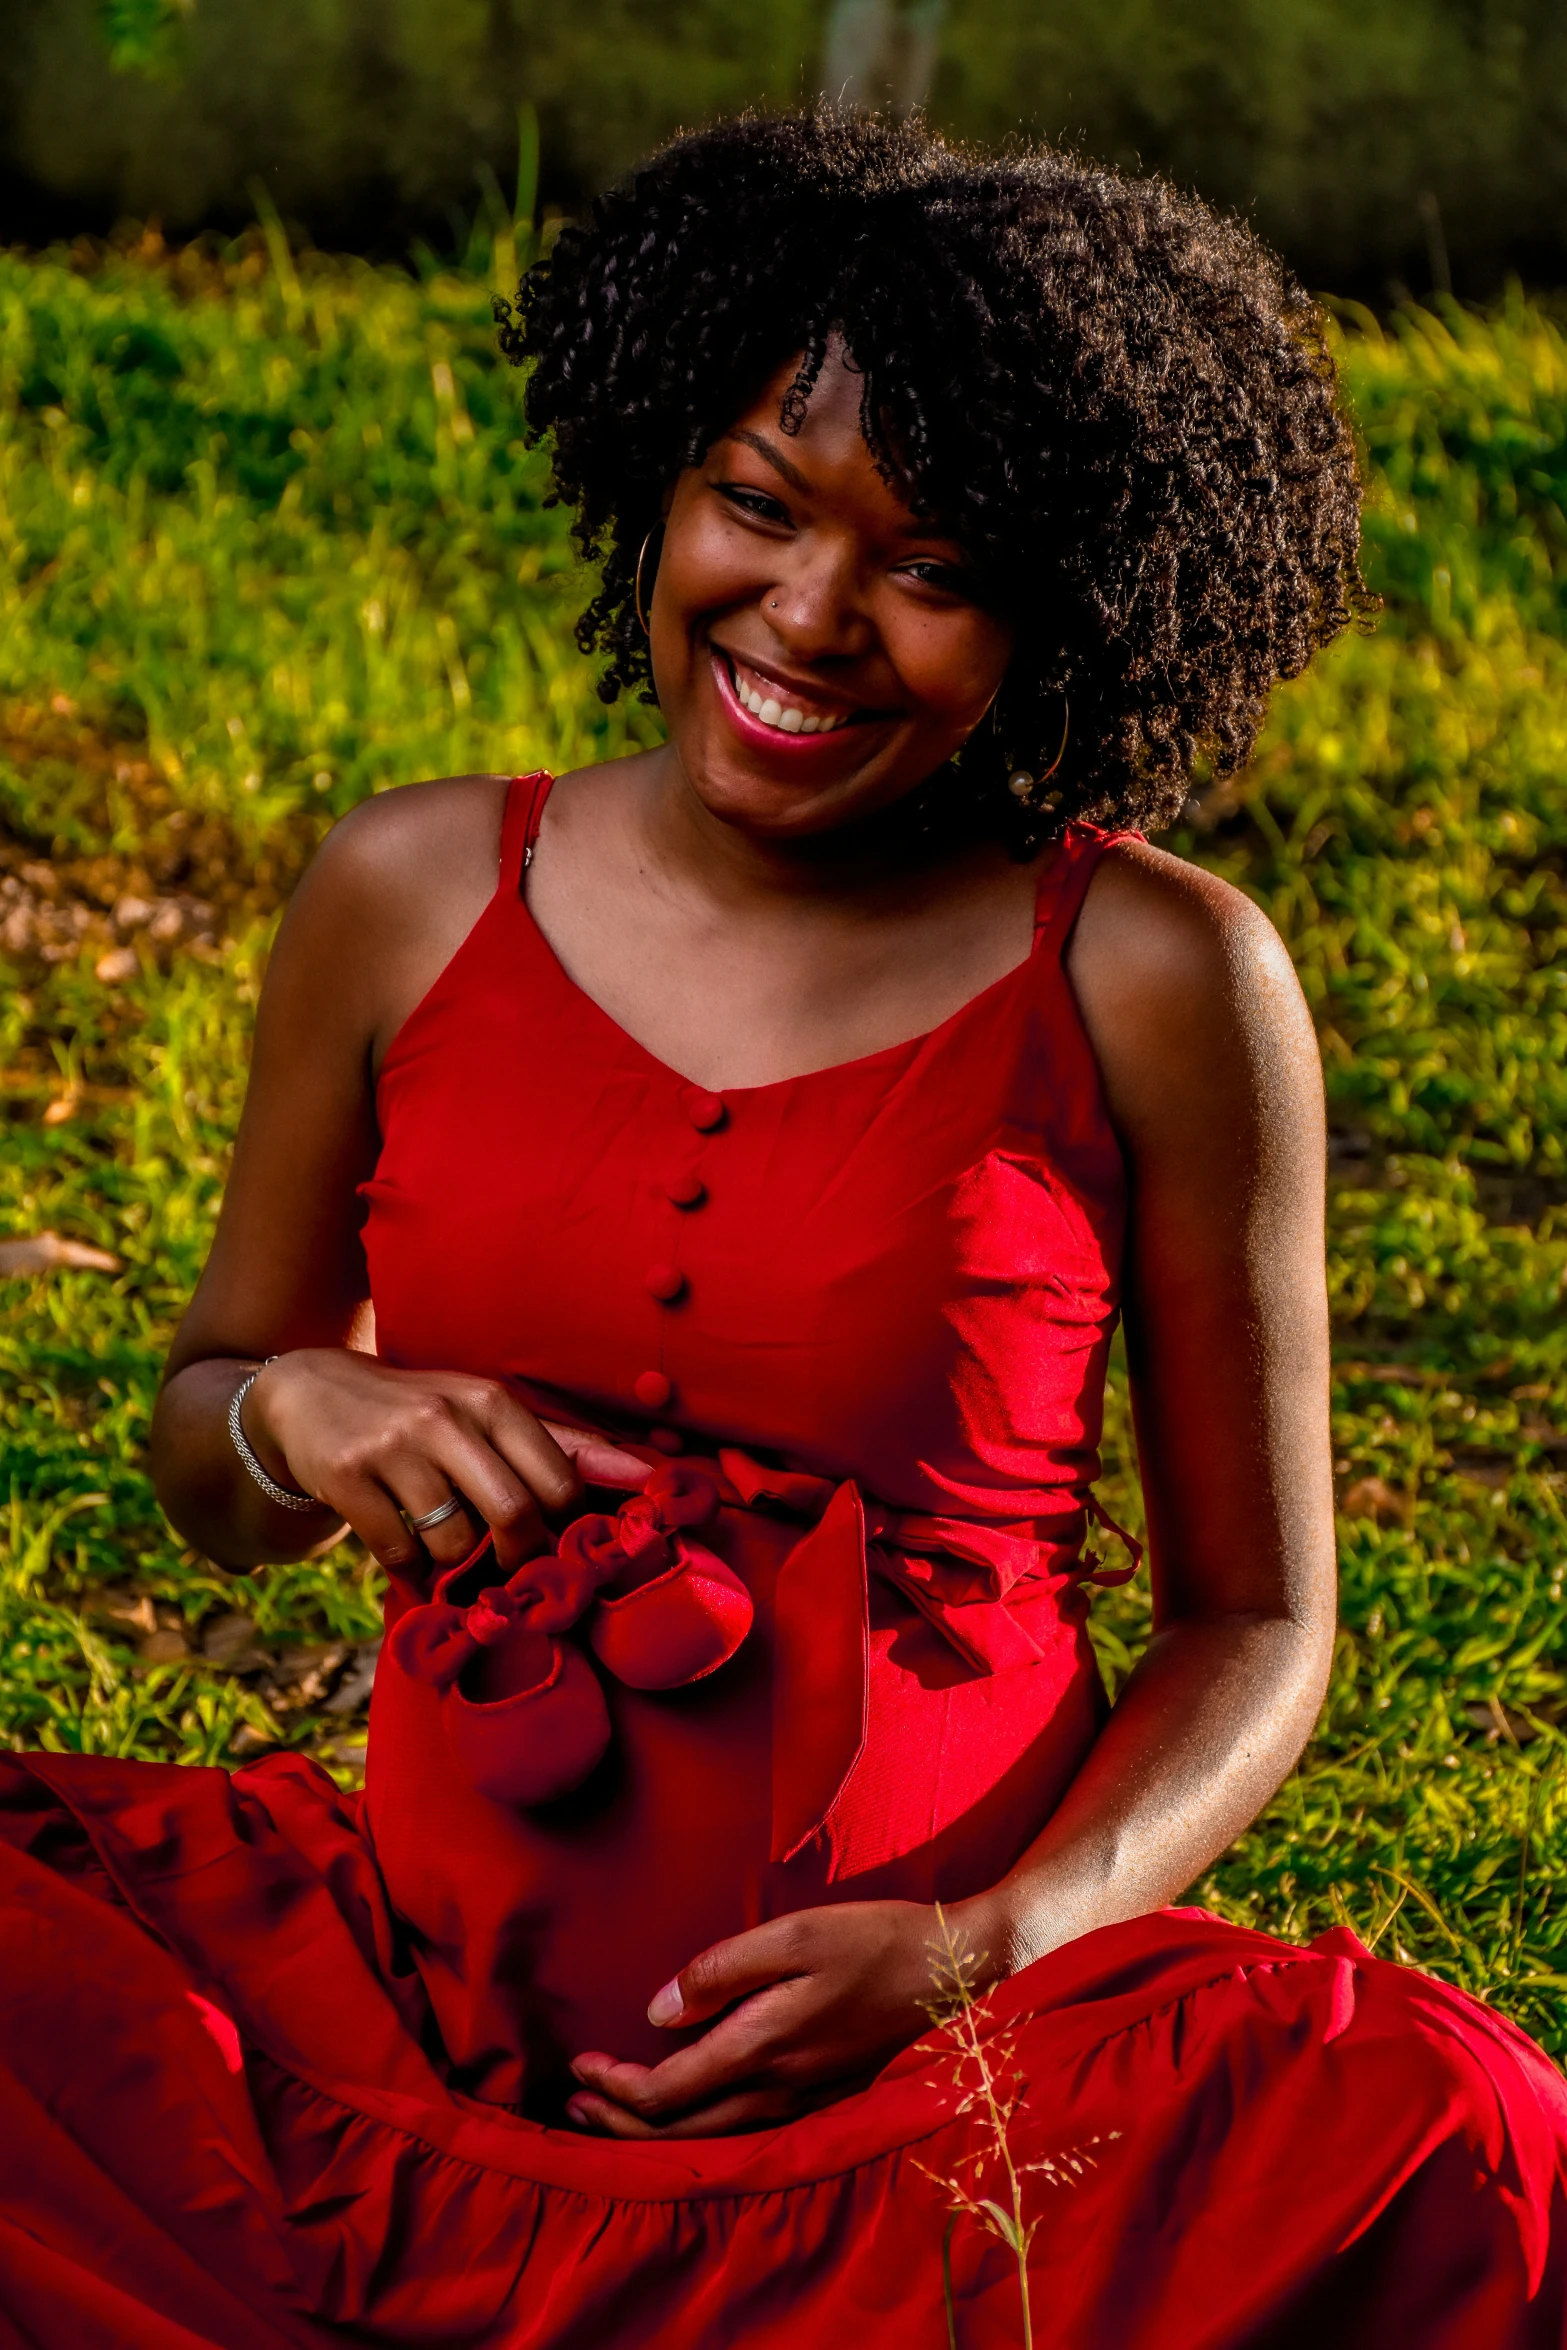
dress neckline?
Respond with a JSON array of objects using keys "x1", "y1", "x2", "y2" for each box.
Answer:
[{"x1": 512, "y1": 770, "x2": 1071, "y2": 1099}]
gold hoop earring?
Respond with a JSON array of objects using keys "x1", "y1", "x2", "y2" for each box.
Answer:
[
  {"x1": 1005, "y1": 698, "x2": 1070, "y2": 802},
  {"x1": 1040, "y1": 696, "x2": 1070, "y2": 781},
  {"x1": 634, "y1": 527, "x2": 663, "y2": 635}
]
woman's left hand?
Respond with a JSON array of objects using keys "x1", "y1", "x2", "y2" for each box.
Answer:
[{"x1": 566, "y1": 1899, "x2": 989, "y2": 2138}]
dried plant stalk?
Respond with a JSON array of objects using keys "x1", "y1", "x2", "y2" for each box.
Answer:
[{"x1": 916, "y1": 1904, "x2": 1120, "y2": 2349}]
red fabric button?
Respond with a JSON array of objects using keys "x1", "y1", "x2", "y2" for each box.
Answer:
[
  {"x1": 633, "y1": 1370, "x2": 672, "y2": 1409},
  {"x1": 644, "y1": 1264, "x2": 685, "y2": 1303},
  {"x1": 664, "y1": 1170, "x2": 706, "y2": 1209},
  {"x1": 679, "y1": 1086, "x2": 726, "y2": 1132}
]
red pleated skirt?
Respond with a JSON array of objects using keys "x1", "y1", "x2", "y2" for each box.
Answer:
[{"x1": 4, "y1": 1746, "x2": 1566, "y2": 2349}]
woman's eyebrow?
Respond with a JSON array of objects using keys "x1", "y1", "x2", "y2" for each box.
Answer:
[
  {"x1": 722, "y1": 427, "x2": 811, "y2": 495},
  {"x1": 721, "y1": 427, "x2": 961, "y2": 547}
]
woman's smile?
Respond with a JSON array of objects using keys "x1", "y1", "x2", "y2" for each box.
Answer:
[
  {"x1": 716, "y1": 645, "x2": 858, "y2": 734},
  {"x1": 708, "y1": 641, "x2": 892, "y2": 764}
]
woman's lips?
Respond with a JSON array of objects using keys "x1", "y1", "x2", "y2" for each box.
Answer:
[
  {"x1": 726, "y1": 650, "x2": 852, "y2": 733},
  {"x1": 709, "y1": 650, "x2": 887, "y2": 759}
]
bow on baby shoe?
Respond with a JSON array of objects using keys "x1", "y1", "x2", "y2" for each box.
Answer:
[
  {"x1": 386, "y1": 1543, "x2": 613, "y2": 1806},
  {"x1": 557, "y1": 1462, "x2": 753, "y2": 1690},
  {"x1": 385, "y1": 1465, "x2": 753, "y2": 1807}
]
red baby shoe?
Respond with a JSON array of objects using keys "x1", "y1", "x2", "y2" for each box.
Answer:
[
  {"x1": 383, "y1": 1468, "x2": 755, "y2": 1801},
  {"x1": 387, "y1": 1541, "x2": 612, "y2": 1805},
  {"x1": 445, "y1": 1630, "x2": 611, "y2": 1807},
  {"x1": 561, "y1": 1464, "x2": 754, "y2": 1691}
]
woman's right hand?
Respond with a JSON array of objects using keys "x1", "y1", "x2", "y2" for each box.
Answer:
[{"x1": 241, "y1": 1349, "x2": 652, "y2": 1578}]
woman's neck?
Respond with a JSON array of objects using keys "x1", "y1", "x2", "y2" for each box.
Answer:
[{"x1": 628, "y1": 741, "x2": 998, "y2": 922}]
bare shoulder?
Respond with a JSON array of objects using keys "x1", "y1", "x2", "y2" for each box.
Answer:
[
  {"x1": 296, "y1": 773, "x2": 513, "y2": 920},
  {"x1": 1067, "y1": 837, "x2": 1321, "y2": 1148},
  {"x1": 1073, "y1": 837, "x2": 1293, "y2": 997},
  {"x1": 256, "y1": 774, "x2": 515, "y2": 1065}
]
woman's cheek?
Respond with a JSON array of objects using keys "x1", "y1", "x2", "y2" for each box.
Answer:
[
  {"x1": 663, "y1": 510, "x2": 768, "y2": 620},
  {"x1": 881, "y1": 605, "x2": 1011, "y2": 731}
]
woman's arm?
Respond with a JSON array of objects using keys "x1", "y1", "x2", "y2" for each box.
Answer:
[
  {"x1": 973, "y1": 839, "x2": 1334, "y2": 1963},
  {"x1": 150, "y1": 777, "x2": 642, "y2": 1583},
  {"x1": 567, "y1": 842, "x2": 1336, "y2": 2136}
]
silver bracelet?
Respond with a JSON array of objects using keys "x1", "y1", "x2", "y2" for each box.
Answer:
[{"x1": 228, "y1": 1359, "x2": 322, "y2": 1512}]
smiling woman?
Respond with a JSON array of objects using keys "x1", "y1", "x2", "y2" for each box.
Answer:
[
  {"x1": 3, "y1": 109, "x2": 1566, "y2": 2350},
  {"x1": 645, "y1": 350, "x2": 1014, "y2": 839},
  {"x1": 511, "y1": 109, "x2": 1365, "y2": 857},
  {"x1": 639, "y1": 350, "x2": 1019, "y2": 855}
]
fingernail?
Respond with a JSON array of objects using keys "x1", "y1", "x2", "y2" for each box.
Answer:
[
  {"x1": 647, "y1": 1977, "x2": 685, "y2": 2027},
  {"x1": 565, "y1": 2097, "x2": 591, "y2": 2126}
]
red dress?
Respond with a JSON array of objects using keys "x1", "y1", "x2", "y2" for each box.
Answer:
[{"x1": 2, "y1": 771, "x2": 1564, "y2": 2348}]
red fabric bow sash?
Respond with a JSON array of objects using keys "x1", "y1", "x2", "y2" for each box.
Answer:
[{"x1": 705, "y1": 1449, "x2": 1140, "y2": 1863}]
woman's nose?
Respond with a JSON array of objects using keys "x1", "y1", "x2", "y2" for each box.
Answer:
[{"x1": 762, "y1": 537, "x2": 874, "y2": 662}]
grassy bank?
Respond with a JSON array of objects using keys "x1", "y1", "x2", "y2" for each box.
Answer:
[{"x1": 3, "y1": 238, "x2": 1567, "y2": 2050}]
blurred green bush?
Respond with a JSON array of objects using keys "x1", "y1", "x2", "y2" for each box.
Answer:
[{"x1": 2, "y1": 0, "x2": 1565, "y2": 296}]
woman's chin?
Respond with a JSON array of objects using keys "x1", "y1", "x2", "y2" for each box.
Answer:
[
  {"x1": 674, "y1": 725, "x2": 910, "y2": 842},
  {"x1": 689, "y1": 769, "x2": 879, "y2": 843}
]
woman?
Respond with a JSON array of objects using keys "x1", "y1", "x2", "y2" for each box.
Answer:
[{"x1": 3, "y1": 111, "x2": 1563, "y2": 2348}]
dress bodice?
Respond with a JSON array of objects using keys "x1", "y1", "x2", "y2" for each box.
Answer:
[
  {"x1": 357, "y1": 772, "x2": 1137, "y2": 2105},
  {"x1": 363, "y1": 771, "x2": 1129, "y2": 1538}
]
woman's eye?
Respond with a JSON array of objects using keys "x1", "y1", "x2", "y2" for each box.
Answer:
[
  {"x1": 715, "y1": 482, "x2": 790, "y2": 525},
  {"x1": 899, "y1": 558, "x2": 975, "y2": 597}
]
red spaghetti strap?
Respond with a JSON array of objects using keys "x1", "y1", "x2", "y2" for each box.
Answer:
[
  {"x1": 1033, "y1": 823, "x2": 1142, "y2": 954},
  {"x1": 498, "y1": 770, "x2": 554, "y2": 894}
]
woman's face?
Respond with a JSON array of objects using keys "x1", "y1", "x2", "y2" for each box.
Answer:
[{"x1": 647, "y1": 344, "x2": 1014, "y2": 844}]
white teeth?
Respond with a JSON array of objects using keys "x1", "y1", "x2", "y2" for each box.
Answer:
[{"x1": 730, "y1": 661, "x2": 847, "y2": 733}]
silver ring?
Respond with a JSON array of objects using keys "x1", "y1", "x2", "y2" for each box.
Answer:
[{"x1": 408, "y1": 1494, "x2": 467, "y2": 1534}]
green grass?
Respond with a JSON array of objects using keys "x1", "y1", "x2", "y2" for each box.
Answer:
[
  {"x1": 0, "y1": 228, "x2": 655, "y2": 1774},
  {"x1": 4, "y1": 241, "x2": 1567, "y2": 2053}
]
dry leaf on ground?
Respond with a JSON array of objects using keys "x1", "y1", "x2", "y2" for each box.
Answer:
[
  {"x1": 202, "y1": 1612, "x2": 273, "y2": 1672},
  {"x1": 0, "y1": 1230, "x2": 121, "y2": 1274},
  {"x1": 1340, "y1": 1475, "x2": 1410, "y2": 1525},
  {"x1": 231, "y1": 1724, "x2": 282, "y2": 1758},
  {"x1": 322, "y1": 1641, "x2": 381, "y2": 1715},
  {"x1": 138, "y1": 1628, "x2": 192, "y2": 1664}
]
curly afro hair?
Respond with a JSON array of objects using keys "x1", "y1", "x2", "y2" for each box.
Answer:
[{"x1": 500, "y1": 109, "x2": 1367, "y2": 849}]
